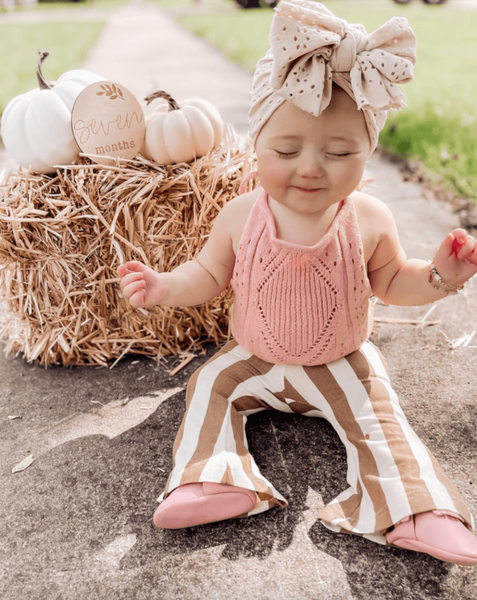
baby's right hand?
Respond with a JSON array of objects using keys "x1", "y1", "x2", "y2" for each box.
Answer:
[{"x1": 117, "y1": 261, "x2": 168, "y2": 308}]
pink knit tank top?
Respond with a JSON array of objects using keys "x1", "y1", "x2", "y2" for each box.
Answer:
[{"x1": 231, "y1": 186, "x2": 373, "y2": 366}]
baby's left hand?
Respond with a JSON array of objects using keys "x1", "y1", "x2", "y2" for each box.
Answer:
[{"x1": 433, "y1": 228, "x2": 477, "y2": 286}]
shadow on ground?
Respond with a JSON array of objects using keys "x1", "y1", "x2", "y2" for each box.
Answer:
[{"x1": 2, "y1": 334, "x2": 476, "y2": 599}]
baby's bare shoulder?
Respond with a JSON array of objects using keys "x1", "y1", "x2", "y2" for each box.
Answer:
[
  {"x1": 351, "y1": 190, "x2": 392, "y2": 217},
  {"x1": 350, "y1": 191, "x2": 399, "y2": 263},
  {"x1": 218, "y1": 188, "x2": 260, "y2": 243},
  {"x1": 351, "y1": 190, "x2": 396, "y2": 232},
  {"x1": 221, "y1": 189, "x2": 259, "y2": 217}
]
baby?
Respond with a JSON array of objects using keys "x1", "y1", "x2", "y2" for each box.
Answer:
[{"x1": 118, "y1": 1, "x2": 477, "y2": 565}]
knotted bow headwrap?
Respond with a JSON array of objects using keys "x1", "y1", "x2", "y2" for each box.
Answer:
[{"x1": 248, "y1": 0, "x2": 417, "y2": 153}]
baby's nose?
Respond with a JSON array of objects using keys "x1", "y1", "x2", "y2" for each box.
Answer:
[{"x1": 296, "y1": 155, "x2": 325, "y2": 178}]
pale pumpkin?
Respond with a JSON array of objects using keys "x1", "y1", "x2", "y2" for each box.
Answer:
[
  {"x1": 1, "y1": 51, "x2": 105, "y2": 174},
  {"x1": 141, "y1": 91, "x2": 224, "y2": 166}
]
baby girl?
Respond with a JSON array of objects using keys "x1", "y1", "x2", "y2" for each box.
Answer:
[{"x1": 118, "y1": 1, "x2": 477, "y2": 565}]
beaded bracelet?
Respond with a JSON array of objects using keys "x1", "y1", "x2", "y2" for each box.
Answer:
[{"x1": 428, "y1": 261, "x2": 465, "y2": 295}]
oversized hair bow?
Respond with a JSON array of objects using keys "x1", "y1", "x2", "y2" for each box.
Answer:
[{"x1": 248, "y1": 0, "x2": 417, "y2": 152}]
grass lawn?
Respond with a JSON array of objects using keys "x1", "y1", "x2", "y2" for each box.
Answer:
[
  {"x1": 152, "y1": 0, "x2": 477, "y2": 202},
  {"x1": 1, "y1": 0, "x2": 127, "y2": 13},
  {"x1": 0, "y1": 0, "x2": 128, "y2": 138},
  {"x1": 0, "y1": 21, "x2": 105, "y2": 121}
]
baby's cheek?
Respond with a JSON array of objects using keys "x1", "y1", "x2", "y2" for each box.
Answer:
[{"x1": 257, "y1": 155, "x2": 289, "y2": 186}]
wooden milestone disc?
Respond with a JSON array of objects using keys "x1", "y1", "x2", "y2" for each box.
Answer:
[{"x1": 71, "y1": 81, "x2": 146, "y2": 165}]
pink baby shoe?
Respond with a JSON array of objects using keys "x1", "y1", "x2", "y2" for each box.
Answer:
[
  {"x1": 153, "y1": 482, "x2": 257, "y2": 529},
  {"x1": 387, "y1": 510, "x2": 477, "y2": 565}
]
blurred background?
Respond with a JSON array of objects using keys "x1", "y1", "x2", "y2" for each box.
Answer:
[{"x1": 1, "y1": 0, "x2": 476, "y2": 205}]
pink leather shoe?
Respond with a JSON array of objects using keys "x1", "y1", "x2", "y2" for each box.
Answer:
[
  {"x1": 387, "y1": 510, "x2": 477, "y2": 565},
  {"x1": 153, "y1": 482, "x2": 257, "y2": 529}
]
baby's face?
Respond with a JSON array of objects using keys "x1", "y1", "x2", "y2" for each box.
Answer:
[{"x1": 255, "y1": 88, "x2": 370, "y2": 218}]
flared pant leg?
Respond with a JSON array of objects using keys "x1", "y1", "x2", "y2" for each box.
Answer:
[
  {"x1": 296, "y1": 341, "x2": 474, "y2": 543},
  {"x1": 159, "y1": 340, "x2": 288, "y2": 515},
  {"x1": 159, "y1": 339, "x2": 474, "y2": 543}
]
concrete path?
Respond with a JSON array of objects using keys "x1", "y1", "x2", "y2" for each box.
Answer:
[
  {"x1": 1, "y1": 2, "x2": 477, "y2": 599},
  {"x1": 80, "y1": 1, "x2": 252, "y2": 134}
]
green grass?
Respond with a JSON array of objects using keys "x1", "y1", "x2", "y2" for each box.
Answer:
[
  {"x1": 181, "y1": 10, "x2": 270, "y2": 72},
  {"x1": 175, "y1": 0, "x2": 271, "y2": 71},
  {"x1": 163, "y1": 0, "x2": 477, "y2": 202},
  {"x1": 1, "y1": 0, "x2": 127, "y2": 13},
  {"x1": 0, "y1": 21, "x2": 105, "y2": 125}
]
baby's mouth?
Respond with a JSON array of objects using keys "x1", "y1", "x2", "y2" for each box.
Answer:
[{"x1": 293, "y1": 185, "x2": 322, "y2": 193}]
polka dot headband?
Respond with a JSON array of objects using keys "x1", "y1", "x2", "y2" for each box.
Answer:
[{"x1": 248, "y1": 0, "x2": 417, "y2": 153}]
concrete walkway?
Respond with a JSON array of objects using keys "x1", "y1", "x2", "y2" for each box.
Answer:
[
  {"x1": 1, "y1": 2, "x2": 477, "y2": 599},
  {"x1": 81, "y1": 1, "x2": 252, "y2": 134}
]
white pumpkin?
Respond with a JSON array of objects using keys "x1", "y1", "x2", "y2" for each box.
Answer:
[
  {"x1": 0, "y1": 51, "x2": 105, "y2": 174},
  {"x1": 141, "y1": 91, "x2": 225, "y2": 166}
]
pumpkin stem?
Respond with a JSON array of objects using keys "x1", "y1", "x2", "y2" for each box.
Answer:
[
  {"x1": 144, "y1": 91, "x2": 180, "y2": 111},
  {"x1": 37, "y1": 51, "x2": 53, "y2": 91}
]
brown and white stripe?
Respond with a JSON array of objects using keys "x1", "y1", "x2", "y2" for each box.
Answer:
[{"x1": 158, "y1": 340, "x2": 474, "y2": 544}]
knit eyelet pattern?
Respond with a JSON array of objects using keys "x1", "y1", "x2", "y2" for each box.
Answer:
[
  {"x1": 248, "y1": 0, "x2": 417, "y2": 154},
  {"x1": 231, "y1": 190, "x2": 373, "y2": 366}
]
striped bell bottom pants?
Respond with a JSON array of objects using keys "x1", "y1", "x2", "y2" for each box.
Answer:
[{"x1": 159, "y1": 339, "x2": 473, "y2": 544}]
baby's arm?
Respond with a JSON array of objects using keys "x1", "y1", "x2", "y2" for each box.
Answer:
[
  {"x1": 366, "y1": 199, "x2": 477, "y2": 305},
  {"x1": 118, "y1": 201, "x2": 237, "y2": 308}
]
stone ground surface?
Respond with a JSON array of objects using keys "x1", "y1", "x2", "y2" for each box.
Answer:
[{"x1": 1, "y1": 1, "x2": 477, "y2": 599}]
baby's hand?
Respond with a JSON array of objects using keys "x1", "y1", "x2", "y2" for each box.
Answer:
[
  {"x1": 433, "y1": 228, "x2": 477, "y2": 286},
  {"x1": 117, "y1": 261, "x2": 168, "y2": 308}
]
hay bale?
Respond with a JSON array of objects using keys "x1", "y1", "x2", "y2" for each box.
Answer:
[{"x1": 0, "y1": 127, "x2": 255, "y2": 367}]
